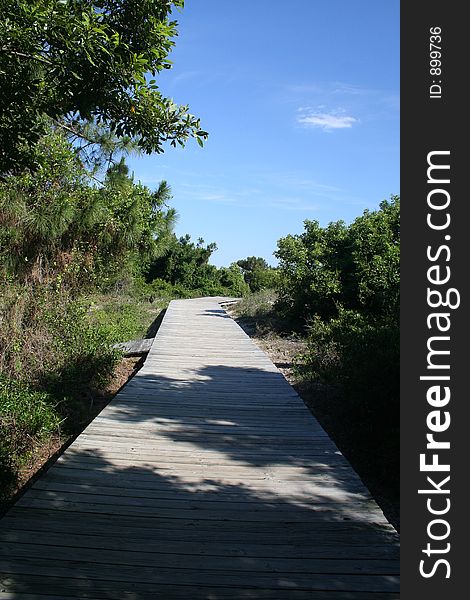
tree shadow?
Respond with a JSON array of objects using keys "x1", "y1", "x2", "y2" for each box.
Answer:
[
  {"x1": 144, "y1": 308, "x2": 167, "y2": 339},
  {"x1": 0, "y1": 319, "x2": 399, "y2": 598},
  {"x1": 200, "y1": 309, "x2": 232, "y2": 319}
]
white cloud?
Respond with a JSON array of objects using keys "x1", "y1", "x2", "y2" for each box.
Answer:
[
  {"x1": 331, "y1": 82, "x2": 370, "y2": 96},
  {"x1": 297, "y1": 110, "x2": 358, "y2": 131}
]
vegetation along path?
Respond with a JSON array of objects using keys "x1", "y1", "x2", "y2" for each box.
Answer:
[{"x1": 0, "y1": 298, "x2": 399, "y2": 599}]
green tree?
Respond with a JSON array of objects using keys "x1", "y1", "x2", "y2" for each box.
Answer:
[
  {"x1": 275, "y1": 219, "x2": 350, "y2": 325},
  {"x1": 0, "y1": 129, "x2": 95, "y2": 282},
  {"x1": 218, "y1": 263, "x2": 250, "y2": 297},
  {"x1": 146, "y1": 236, "x2": 250, "y2": 296},
  {"x1": 237, "y1": 256, "x2": 269, "y2": 273},
  {"x1": 275, "y1": 196, "x2": 400, "y2": 325},
  {"x1": 0, "y1": 130, "x2": 177, "y2": 288},
  {"x1": 146, "y1": 234, "x2": 218, "y2": 290},
  {"x1": 236, "y1": 256, "x2": 278, "y2": 292},
  {"x1": 0, "y1": 0, "x2": 208, "y2": 174},
  {"x1": 348, "y1": 196, "x2": 400, "y2": 318}
]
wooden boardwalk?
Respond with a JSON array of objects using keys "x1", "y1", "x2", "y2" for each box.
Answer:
[{"x1": 0, "y1": 297, "x2": 399, "y2": 599}]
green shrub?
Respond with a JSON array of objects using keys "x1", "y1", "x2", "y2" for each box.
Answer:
[
  {"x1": 1, "y1": 281, "x2": 121, "y2": 421},
  {"x1": 295, "y1": 316, "x2": 341, "y2": 382},
  {"x1": 236, "y1": 257, "x2": 279, "y2": 293},
  {"x1": 217, "y1": 264, "x2": 250, "y2": 297},
  {"x1": 298, "y1": 309, "x2": 399, "y2": 477},
  {"x1": 46, "y1": 305, "x2": 118, "y2": 396},
  {"x1": 231, "y1": 289, "x2": 285, "y2": 335},
  {"x1": 248, "y1": 267, "x2": 279, "y2": 293},
  {"x1": 275, "y1": 197, "x2": 400, "y2": 327},
  {"x1": 0, "y1": 375, "x2": 61, "y2": 498},
  {"x1": 146, "y1": 235, "x2": 250, "y2": 298},
  {"x1": 302, "y1": 311, "x2": 398, "y2": 401}
]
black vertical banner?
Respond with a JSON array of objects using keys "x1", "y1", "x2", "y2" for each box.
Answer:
[{"x1": 401, "y1": 2, "x2": 468, "y2": 598}]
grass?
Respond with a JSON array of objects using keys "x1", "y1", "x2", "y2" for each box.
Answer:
[
  {"x1": 230, "y1": 289, "x2": 280, "y2": 335},
  {"x1": 87, "y1": 293, "x2": 168, "y2": 343}
]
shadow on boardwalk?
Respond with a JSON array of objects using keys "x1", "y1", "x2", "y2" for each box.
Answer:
[{"x1": 0, "y1": 363, "x2": 399, "y2": 599}]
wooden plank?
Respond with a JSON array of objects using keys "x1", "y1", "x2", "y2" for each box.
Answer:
[
  {"x1": 15, "y1": 497, "x2": 385, "y2": 524},
  {"x1": 70, "y1": 438, "x2": 341, "y2": 456},
  {"x1": 0, "y1": 542, "x2": 399, "y2": 576},
  {"x1": 0, "y1": 530, "x2": 398, "y2": 560},
  {"x1": 55, "y1": 452, "x2": 353, "y2": 470},
  {"x1": 98, "y1": 405, "x2": 310, "y2": 416},
  {"x1": 31, "y1": 473, "x2": 370, "y2": 508},
  {"x1": 15, "y1": 497, "x2": 381, "y2": 526},
  {"x1": 77, "y1": 425, "x2": 330, "y2": 440},
  {"x1": 0, "y1": 577, "x2": 400, "y2": 599},
  {"x1": 31, "y1": 469, "x2": 372, "y2": 499},
  {"x1": 74, "y1": 431, "x2": 337, "y2": 445},
  {"x1": 113, "y1": 337, "x2": 154, "y2": 355},
  {"x1": 61, "y1": 450, "x2": 349, "y2": 467},
  {"x1": 42, "y1": 463, "x2": 370, "y2": 487},
  {"x1": 29, "y1": 480, "x2": 370, "y2": 504},
  {"x1": 88, "y1": 413, "x2": 325, "y2": 428},
  {"x1": 0, "y1": 557, "x2": 400, "y2": 592},
  {"x1": 2, "y1": 510, "x2": 398, "y2": 546}
]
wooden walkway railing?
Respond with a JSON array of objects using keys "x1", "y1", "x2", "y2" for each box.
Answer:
[{"x1": 0, "y1": 297, "x2": 399, "y2": 599}]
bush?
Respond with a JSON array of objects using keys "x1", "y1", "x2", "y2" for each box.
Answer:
[
  {"x1": 236, "y1": 257, "x2": 279, "y2": 292},
  {"x1": 217, "y1": 264, "x2": 250, "y2": 297},
  {"x1": 0, "y1": 375, "x2": 61, "y2": 499},
  {"x1": 231, "y1": 289, "x2": 285, "y2": 335},
  {"x1": 0, "y1": 280, "x2": 122, "y2": 438},
  {"x1": 275, "y1": 197, "x2": 400, "y2": 327},
  {"x1": 89, "y1": 299, "x2": 154, "y2": 344},
  {"x1": 146, "y1": 235, "x2": 250, "y2": 297},
  {"x1": 233, "y1": 289, "x2": 277, "y2": 319},
  {"x1": 302, "y1": 311, "x2": 398, "y2": 403},
  {"x1": 44, "y1": 299, "x2": 119, "y2": 401},
  {"x1": 275, "y1": 198, "x2": 400, "y2": 408},
  {"x1": 298, "y1": 309, "x2": 399, "y2": 479},
  {"x1": 0, "y1": 283, "x2": 118, "y2": 384}
]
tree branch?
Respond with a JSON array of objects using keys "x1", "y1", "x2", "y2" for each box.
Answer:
[{"x1": 0, "y1": 48, "x2": 56, "y2": 67}]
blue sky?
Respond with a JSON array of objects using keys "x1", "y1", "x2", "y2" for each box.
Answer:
[{"x1": 127, "y1": 0, "x2": 400, "y2": 267}]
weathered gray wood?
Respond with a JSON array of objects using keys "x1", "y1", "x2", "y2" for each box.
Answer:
[
  {"x1": 57, "y1": 450, "x2": 350, "y2": 468},
  {"x1": 0, "y1": 297, "x2": 399, "y2": 597},
  {"x1": 0, "y1": 579, "x2": 400, "y2": 600},
  {"x1": 2, "y1": 504, "x2": 397, "y2": 531},
  {"x1": 113, "y1": 337, "x2": 154, "y2": 356},
  {"x1": 0, "y1": 556, "x2": 400, "y2": 592},
  {"x1": 15, "y1": 497, "x2": 384, "y2": 524},
  {"x1": 1, "y1": 542, "x2": 399, "y2": 575},
  {"x1": 1, "y1": 529, "x2": 399, "y2": 559}
]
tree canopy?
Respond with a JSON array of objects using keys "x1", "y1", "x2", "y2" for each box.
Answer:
[
  {"x1": 0, "y1": 130, "x2": 177, "y2": 288},
  {"x1": 236, "y1": 256, "x2": 279, "y2": 292},
  {"x1": 0, "y1": 0, "x2": 207, "y2": 174},
  {"x1": 275, "y1": 196, "x2": 400, "y2": 325}
]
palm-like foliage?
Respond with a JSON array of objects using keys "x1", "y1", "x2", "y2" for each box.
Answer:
[{"x1": 0, "y1": 130, "x2": 177, "y2": 288}]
